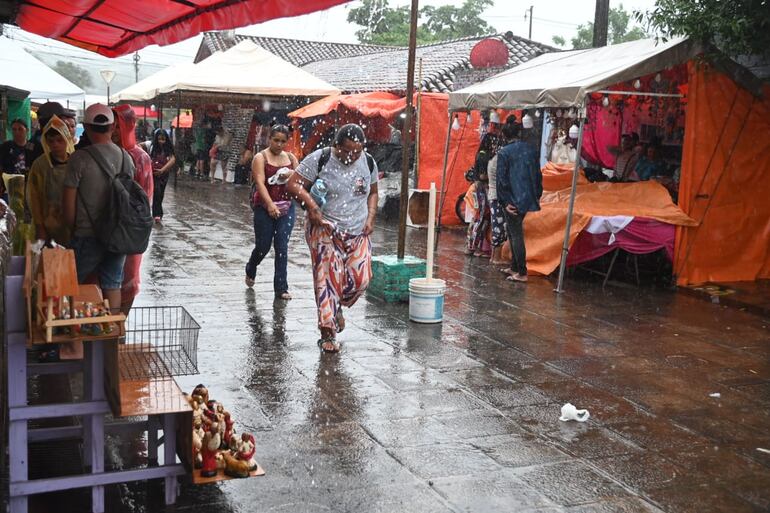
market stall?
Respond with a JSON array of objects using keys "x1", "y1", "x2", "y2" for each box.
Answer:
[{"x1": 447, "y1": 37, "x2": 770, "y2": 289}]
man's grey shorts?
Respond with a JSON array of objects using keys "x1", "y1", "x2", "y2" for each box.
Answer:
[{"x1": 70, "y1": 236, "x2": 126, "y2": 290}]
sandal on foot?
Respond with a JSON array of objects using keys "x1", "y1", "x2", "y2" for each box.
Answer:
[
  {"x1": 335, "y1": 310, "x2": 345, "y2": 333},
  {"x1": 506, "y1": 273, "x2": 528, "y2": 282},
  {"x1": 276, "y1": 291, "x2": 292, "y2": 300},
  {"x1": 317, "y1": 338, "x2": 340, "y2": 353},
  {"x1": 245, "y1": 276, "x2": 255, "y2": 288},
  {"x1": 500, "y1": 268, "x2": 514, "y2": 276}
]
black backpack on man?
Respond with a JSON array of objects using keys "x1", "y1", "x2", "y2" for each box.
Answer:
[{"x1": 79, "y1": 146, "x2": 153, "y2": 255}]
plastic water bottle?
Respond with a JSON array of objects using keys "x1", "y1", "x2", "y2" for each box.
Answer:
[{"x1": 310, "y1": 179, "x2": 327, "y2": 209}]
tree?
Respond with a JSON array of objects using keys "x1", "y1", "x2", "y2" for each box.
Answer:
[
  {"x1": 569, "y1": 4, "x2": 647, "y2": 49},
  {"x1": 53, "y1": 61, "x2": 93, "y2": 89},
  {"x1": 551, "y1": 35, "x2": 567, "y2": 48},
  {"x1": 638, "y1": 0, "x2": 770, "y2": 58},
  {"x1": 347, "y1": 0, "x2": 495, "y2": 46}
]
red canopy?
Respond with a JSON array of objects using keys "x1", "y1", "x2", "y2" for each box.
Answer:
[
  {"x1": 14, "y1": 0, "x2": 353, "y2": 57},
  {"x1": 130, "y1": 106, "x2": 157, "y2": 119},
  {"x1": 289, "y1": 92, "x2": 406, "y2": 120}
]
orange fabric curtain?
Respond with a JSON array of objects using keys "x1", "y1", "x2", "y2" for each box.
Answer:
[
  {"x1": 417, "y1": 93, "x2": 482, "y2": 225},
  {"x1": 674, "y1": 63, "x2": 770, "y2": 285}
]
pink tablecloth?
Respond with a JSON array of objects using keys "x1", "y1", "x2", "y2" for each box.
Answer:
[{"x1": 566, "y1": 217, "x2": 675, "y2": 267}]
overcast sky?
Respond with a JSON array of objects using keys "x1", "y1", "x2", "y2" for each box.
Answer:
[
  {"x1": 5, "y1": 0, "x2": 658, "y2": 69},
  {"x1": 236, "y1": 0, "x2": 658, "y2": 46}
]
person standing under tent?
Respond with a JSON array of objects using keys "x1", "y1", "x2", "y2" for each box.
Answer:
[
  {"x1": 245, "y1": 125, "x2": 298, "y2": 299},
  {"x1": 486, "y1": 151, "x2": 507, "y2": 265},
  {"x1": 496, "y1": 120, "x2": 542, "y2": 283},
  {"x1": 112, "y1": 105, "x2": 154, "y2": 313},
  {"x1": 287, "y1": 124, "x2": 379, "y2": 354},
  {"x1": 209, "y1": 128, "x2": 231, "y2": 184},
  {"x1": 149, "y1": 129, "x2": 176, "y2": 224}
]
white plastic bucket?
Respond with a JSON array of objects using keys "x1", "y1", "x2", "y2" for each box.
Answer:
[{"x1": 409, "y1": 278, "x2": 446, "y2": 323}]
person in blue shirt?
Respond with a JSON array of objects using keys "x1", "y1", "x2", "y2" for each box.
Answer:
[
  {"x1": 635, "y1": 145, "x2": 667, "y2": 181},
  {"x1": 496, "y1": 119, "x2": 542, "y2": 282}
]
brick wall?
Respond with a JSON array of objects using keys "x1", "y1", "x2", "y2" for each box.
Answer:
[{"x1": 222, "y1": 104, "x2": 255, "y2": 176}]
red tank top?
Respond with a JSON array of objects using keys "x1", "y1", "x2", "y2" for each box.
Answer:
[{"x1": 255, "y1": 151, "x2": 293, "y2": 205}]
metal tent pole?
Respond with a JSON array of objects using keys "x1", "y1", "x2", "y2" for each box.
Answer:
[
  {"x1": 435, "y1": 111, "x2": 455, "y2": 239},
  {"x1": 174, "y1": 91, "x2": 181, "y2": 187},
  {"x1": 555, "y1": 104, "x2": 587, "y2": 293}
]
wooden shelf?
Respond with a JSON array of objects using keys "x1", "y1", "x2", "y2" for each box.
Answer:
[{"x1": 28, "y1": 322, "x2": 124, "y2": 346}]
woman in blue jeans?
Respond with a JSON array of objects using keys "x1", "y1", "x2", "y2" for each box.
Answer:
[{"x1": 245, "y1": 125, "x2": 298, "y2": 299}]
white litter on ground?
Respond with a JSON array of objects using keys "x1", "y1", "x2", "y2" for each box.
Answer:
[{"x1": 559, "y1": 403, "x2": 590, "y2": 422}]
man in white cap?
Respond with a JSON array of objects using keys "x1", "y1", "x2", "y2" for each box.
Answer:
[{"x1": 63, "y1": 104, "x2": 135, "y2": 312}]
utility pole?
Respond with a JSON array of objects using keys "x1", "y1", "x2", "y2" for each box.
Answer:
[
  {"x1": 396, "y1": 0, "x2": 419, "y2": 260},
  {"x1": 526, "y1": 6, "x2": 533, "y2": 40},
  {"x1": 133, "y1": 51, "x2": 140, "y2": 83},
  {"x1": 592, "y1": 0, "x2": 610, "y2": 47}
]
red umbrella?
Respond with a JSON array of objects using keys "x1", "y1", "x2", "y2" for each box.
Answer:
[
  {"x1": 14, "y1": 1, "x2": 354, "y2": 57},
  {"x1": 172, "y1": 111, "x2": 193, "y2": 128}
]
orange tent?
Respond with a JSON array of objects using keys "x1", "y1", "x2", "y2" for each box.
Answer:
[
  {"x1": 289, "y1": 92, "x2": 405, "y2": 119},
  {"x1": 674, "y1": 63, "x2": 770, "y2": 285},
  {"x1": 288, "y1": 91, "x2": 409, "y2": 158}
]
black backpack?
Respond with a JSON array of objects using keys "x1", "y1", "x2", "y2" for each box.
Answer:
[
  {"x1": 317, "y1": 147, "x2": 376, "y2": 175},
  {"x1": 79, "y1": 146, "x2": 153, "y2": 255}
]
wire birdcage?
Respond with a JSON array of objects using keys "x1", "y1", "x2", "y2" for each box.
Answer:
[{"x1": 121, "y1": 306, "x2": 199, "y2": 380}]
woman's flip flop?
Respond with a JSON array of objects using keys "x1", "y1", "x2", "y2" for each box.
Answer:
[{"x1": 318, "y1": 338, "x2": 340, "y2": 353}]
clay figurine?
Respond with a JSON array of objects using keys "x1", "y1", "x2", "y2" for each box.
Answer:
[
  {"x1": 200, "y1": 422, "x2": 221, "y2": 478},
  {"x1": 223, "y1": 451, "x2": 251, "y2": 479},
  {"x1": 228, "y1": 434, "x2": 241, "y2": 454},
  {"x1": 223, "y1": 411, "x2": 234, "y2": 449},
  {"x1": 191, "y1": 384, "x2": 209, "y2": 406},
  {"x1": 192, "y1": 420, "x2": 204, "y2": 468},
  {"x1": 237, "y1": 433, "x2": 257, "y2": 471}
]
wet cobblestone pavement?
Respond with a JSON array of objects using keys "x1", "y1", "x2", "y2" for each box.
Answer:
[{"x1": 56, "y1": 179, "x2": 770, "y2": 511}]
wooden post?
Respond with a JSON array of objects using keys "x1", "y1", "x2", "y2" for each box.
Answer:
[
  {"x1": 396, "y1": 0, "x2": 420, "y2": 260},
  {"x1": 592, "y1": 0, "x2": 610, "y2": 48},
  {"x1": 414, "y1": 58, "x2": 423, "y2": 184}
]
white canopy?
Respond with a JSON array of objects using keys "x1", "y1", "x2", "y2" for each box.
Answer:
[
  {"x1": 155, "y1": 40, "x2": 340, "y2": 97},
  {"x1": 0, "y1": 36, "x2": 85, "y2": 104},
  {"x1": 449, "y1": 37, "x2": 697, "y2": 111},
  {"x1": 114, "y1": 62, "x2": 198, "y2": 102}
]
